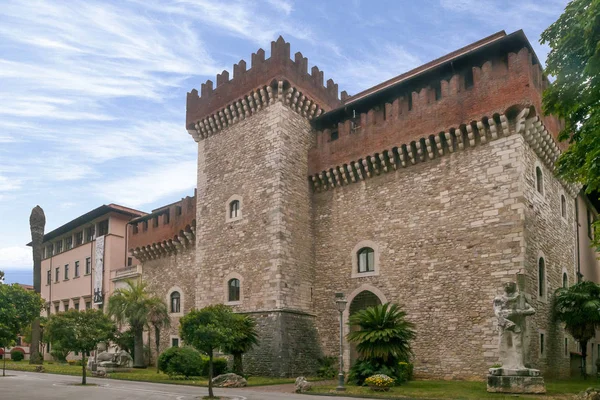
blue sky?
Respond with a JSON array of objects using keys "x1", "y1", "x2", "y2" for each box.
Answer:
[{"x1": 0, "y1": 0, "x2": 568, "y2": 284}]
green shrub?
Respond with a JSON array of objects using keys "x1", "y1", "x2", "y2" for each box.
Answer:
[
  {"x1": 317, "y1": 356, "x2": 337, "y2": 379},
  {"x1": 396, "y1": 361, "x2": 414, "y2": 383},
  {"x1": 10, "y1": 350, "x2": 24, "y2": 361},
  {"x1": 349, "y1": 359, "x2": 413, "y2": 385},
  {"x1": 157, "y1": 347, "x2": 203, "y2": 378},
  {"x1": 201, "y1": 356, "x2": 228, "y2": 377}
]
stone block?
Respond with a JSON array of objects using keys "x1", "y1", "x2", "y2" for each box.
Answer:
[{"x1": 487, "y1": 374, "x2": 546, "y2": 394}]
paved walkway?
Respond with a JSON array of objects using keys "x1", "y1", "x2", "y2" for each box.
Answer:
[{"x1": 0, "y1": 371, "x2": 362, "y2": 400}]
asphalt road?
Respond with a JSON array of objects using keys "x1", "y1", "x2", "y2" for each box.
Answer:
[{"x1": 0, "y1": 371, "x2": 364, "y2": 400}]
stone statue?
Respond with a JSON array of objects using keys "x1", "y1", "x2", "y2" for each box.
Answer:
[
  {"x1": 96, "y1": 349, "x2": 133, "y2": 370},
  {"x1": 487, "y1": 280, "x2": 545, "y2": 394}
]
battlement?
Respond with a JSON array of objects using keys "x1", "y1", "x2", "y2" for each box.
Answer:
[
  {"x1": 186, "y1": 36, "x2": 342, "y2": 131},
  {"x1": 309, "y1": 43, "x2": 559, "y2": 175},
  {"x1": 127, "y1": 192, "x2": 196, "y2": 261}
]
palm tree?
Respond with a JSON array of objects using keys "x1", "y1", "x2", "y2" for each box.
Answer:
[
  {"x1": 554, "y1": 281, "x2": 600, "y2": 378},
  {"x1": 147, "y1": 300, "x2": 170, "y2": 373},
  {"x1": 348, "y1": 303, "x2": 416, "y2": 362},
  {"x1": 108, "y1": 280, "x2": 160, "y2": 368},
  {"x1": 222, "y1": 314, "x2": 258, "y2": 375}
]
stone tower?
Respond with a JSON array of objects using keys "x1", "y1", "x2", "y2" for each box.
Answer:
[{"x1": 186, "y1": 37, "x2": 341, "y2": 375}]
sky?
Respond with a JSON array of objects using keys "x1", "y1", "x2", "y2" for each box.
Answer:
[{"x1": 0, "y1": 0, "x2": 569, "y2": 284}]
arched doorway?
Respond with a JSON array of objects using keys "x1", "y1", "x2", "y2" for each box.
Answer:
[{"x1": 348, "y1": 290, "x2": 382, "y2": 365}]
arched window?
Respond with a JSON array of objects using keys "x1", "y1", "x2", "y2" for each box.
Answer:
[
  {"x1": 561, "y1": 195, "x2": 567, "y2": 218},
  {"x1": 563, "y1": 272, "x2": 568, "y2": 288},
  {"x1": 228, "y1": 278, "x2": 240, "y2": 302},
  {"x1": 536, "y1": 167, "x2": 544, "y2": 195},
  {"x1": 357, "y1": 247, "x2": 375, "y2": 273},
  {"x1": 538, "y1": 258, "x2": 546, "y2": 297},
  {"x1": 230, "y1": 200, "x2": 240, "y2": 219},
  {"x1": 170, "y1": 291, "x2": 180, "y2": 313}
]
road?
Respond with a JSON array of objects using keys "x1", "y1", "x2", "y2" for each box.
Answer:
[{"x1": 0, "y1": 371, "x2": 365, "y2": 400}]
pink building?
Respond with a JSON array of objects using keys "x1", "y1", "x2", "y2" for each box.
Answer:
[{"x1": 38, "y1": 204, "x2": 145, "y2": 358}]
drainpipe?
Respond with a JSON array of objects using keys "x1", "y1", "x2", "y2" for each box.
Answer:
[{"x1": 576, "y1": 197, "x2": 582, "y2": 283}]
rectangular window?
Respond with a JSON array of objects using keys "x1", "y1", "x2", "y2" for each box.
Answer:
[
  {"x1": 55, "y1": 240, "x2": 63, "y2": 254},
  {"x1": 54, "y1": 304, "x2": 59, "y2": 314},
  {"x1": 565, "y1": 337, "x2": 568, "y2": 356},
  {"x1": 85, "y1": 226, "x2": 95, "y2": 242},
  {"x1": 98, "y1": 220, "x2": 109, "y2": 236},
  {"x1": 65, "y1": 236, "x2": 73, "y2": 250},
  {"x1": 132, "y1": 224, "x2": 139, "y2": 234},
  {"x1": 47, "y1": 270, "x2": 51, "y2": 285},
  {"x1": 164, "y1": 211, "x2": 170, "y2": 224},
  {"x1": 75, "y1": 231, "x2": 83, "y2": 246},
  {"x1": 176, "y1": 206, "x2": 182, "y2": 216},
  {"x1": 330, "y1": 129, "x2": 339, "y2": 141},
  {"x1": 55, "y1": 267, "x2": 60, "y2": 282},
  {"x1": 127, "y1": 257, "x2": 133, "y2": 267},
  {"x1": 153, "y1": 216, "x2": 159, "y2": 228},
  {"x1": 143, "y1": 221, "x2": 148, "y2": 231},
  {"x1": 171, "y1": 338, "x2": 179, "y2": 348},
  {"x1": 540, "y1": 333, "x2": 545, "y2": 356},
  {"x1": 64, "y1": 264, "x2": 69, "y2": 280},
  {"x1": 45, "y1": 244, "x2": 53, "y2": 258},
  {"x1": 75, "y1": 302, "x2": 79, "y2": 311},
  {"x1": 85, "y1": 257, "x2": 91, "y2": 275},
  {"x1": 64, "y1": 301, "x2": 69, "y2": 311},
  {"x1": 85, "y1": 301, "x2": 91, "y2": 310},
  {"x1": 74, "y1": 261, "x2": 80, "y2": 277}
]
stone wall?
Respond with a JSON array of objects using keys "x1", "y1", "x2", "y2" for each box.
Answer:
[{"x1": 313, "y1": 131, "x2": 543, "y2": 380}]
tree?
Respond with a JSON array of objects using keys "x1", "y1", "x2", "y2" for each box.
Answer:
[
  {"x1": 222, "y1": 314, "x2": 258, "y2": 376},
  {"x1": 108, "y1": 280, "x2": 161, "y2": 368},
  {"x1": 46, "y1": 309, "x2": 116, "y2": 384},
  {"x1": 0, "y1": 270, "x2": 4, "y2": 284},
  {"x1": 180, "y1": 305, "x2": 240, "y2": 398},
  {"x1": 541, "y1": 0, "x2": 600, "y2": 246},
  {"x1": 29, "y1": 205, "x2": 46, "y2": 364},
  {"x1": 0, "y1": 284, "x2": 44, "y2": 376},
  {"x1": 147, "y1": 300, "x2": 170, "y2": 373},
  {"x1": 554, "y1": 281, "x2": 600, "y2": 378}
]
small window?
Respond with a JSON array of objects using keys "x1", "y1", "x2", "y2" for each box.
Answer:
[
  {"x1": 85, "y1": 226, "x2": 95, "y2": 242},
  {"x1": 230, "y1": 200, "x2": 240, "y2": 219},
  {"x1": 357, "y1": 247, "x2": 375, "y2": 273},
  {"x1": 540, "y1": 333, "x2": 545, "y2": 356},
  {"x1": 561, "y1": 195, "x2": 567, "y2": 219},
  {"x1": 98, "y1": 220, "x2": 109, "y2": 236},
  {"x1": 55, "y1": 240, "x2": 63, "y2": 254},
  {"x1": 132, "y1": 224, "x2": 139, "y2": 234},
  {"x1": 127, "y1": 257, "x2": 133, "y2": 267},
  {"x1": 65, "y1": 236, "x2": 73, "y2": 250},
  {"x1": 538, "y1": 257, "x2": 546, "y2": 298},
  {"x1": 171, "y1": 338, "x2": 179, "y2": 347},
  {"x1": 565, "y1": 337, "x2": 569, "y2": 356},
  {"x1": 46, "y1": 270, "x2": 51, "y2": 285},
  {"x1": 64, "y1": 264, "x2": 69, "y2": 280},
  {"x1": 85, "y1": 257, "x2": 91, "y2": 275},
  {"x1": 536, "y1": 167, "x2": 544, "y2": 195},
  {"x1": 350, "y1": 110, "x2": 361, "y2": 132},
  {"x1": 153, "y1": 216, "x2": 159, "y2": 228},
  {"x1": 433, "y1": 82, "x2": 442, "y2": 101},
  {"x1": 75, "y1": 231, "x2": 83, "y2": 246},
  {"x1": 45, "y1": 244, "x2": 53, "y2": 258},
  {"x1": 85, "y1": 301, "x2": 91, "y2": 310},
  {"x1": 54, "y1": 304, "x2": 59, "y2": 314},
  {"x1": 563, "y1": 272, "x2": 568, "y2": 288},
  {"x1": 170, "y1": 291, "x2": 181, "y2": 313},
  {"x1": 176, "y1": 206, "x2": 182, "y2": 216},
  {"x1": 74, "y1": 261, "x2": 80, "y2": 277},
  {"x1": 55, "y1": 267, "x2": 60, "y2": 282},
  {"x1": 74, "y1": 302, "x2": 79, "y2": 311},
  {"x1": 228, "y1": 278, "x2": 240, "y2": 302},
  {"x1": 164, "y1": 211, "x2": 170, "y2": 224},
  {"x1": 464, "y1": 68, "x2": 474, "y2": 89},
  {"x1": 64, "y1": 301, "x2": 69, "y2": 311},
  {"x1": 330, "y1": 129, "x2": 339, "y2": 141},
  {"x1": 143, "y1": 221, "x2": 148, "y2": 232}
]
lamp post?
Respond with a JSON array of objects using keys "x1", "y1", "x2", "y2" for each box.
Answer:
[{"x1": 335, "y1": 292, "x2": 348, "y2": 391}]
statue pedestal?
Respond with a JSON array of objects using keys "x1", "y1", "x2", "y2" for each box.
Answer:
[{"x1": 487, "y1": 368, "x2": 546, "y2": 394}]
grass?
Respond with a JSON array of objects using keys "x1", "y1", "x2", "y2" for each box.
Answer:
[
  {"x1": 308, "y1": 377, "x2": 599, "y2": 399},
  {"x1": 1, "y1": 361, "x2": 296, "y2": 387}
]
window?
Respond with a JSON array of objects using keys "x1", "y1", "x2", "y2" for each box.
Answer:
[
  {"x1": 230, "y1": 200, "x2": 240, "y2": 219},
  {"x1": 171, "y1": 338, "x2": 179, "y2": 348},
  {"x1": 358, "y1": 247, "x2": 375, "y2": 273},
  {"x1": 433, "y1": 81, "x2": 442, "y2": 101},
  {"x1": 561, "y1": 195, "x2": 567, "y2": 219},
  {"x1": 55, "y1": 240, "x2": 63, "y2": 254},
  {"x1": 565, "y1": 337, "x2": 569, "y2": 357},
  {"x1": 588, "y1": 209, "x2": 595, "y2": 240},
  {"x1": 65, "y1": 236, "x2": 73, "y2": 250},
  {"x1": 563, "y1": 272, "x2": 568, "y2": 288},
  {"x1": 98, "y1": 220, "x2": 109, "y2": 236},
  {"x1": 127, "y1": 257, "x2": 133, "y2": 267},
  {"x1": 46, "y1": 270, "x2": 51, "y2": 285},
  {"x1": 45, "y1": 244, "x2": 53, "y2": 258},
  {"x1": 164, "y1": 211, "x2": 170, "y2": 224},
  {"x1": 54, "y1": 304, "x2": 59, "y2": 314},
  {"x1": 74, "y1": 261, "x2": 80, "y2": 278},
  {"x1": 85, "y1": 257, "x2": 91, "y2": 275},
  {"x1": 16, "y1": 337, "x2": 22, "y2": 346},
  {"x1": 350, "y1": 110, "x2": 361, "y2": 132},
  {"x1": 143, "y1": 221, "x2": 148, "y2": 232},
  {"x1": 85, "y1": 226, "x2": 95, "y2": 242},
  {"x1": 170, "y1": 291, "x2": 181, "y2": 313},
  {"x1": 64, "y1": 301, "x2": 69, "y2": 311},
  {"x1": 132, "y1": 224, "x2": 139, "y2": 234},
  {"x1": 536, "y1": 166, "x2": 544, "y2": 195},
  {"x1": 75, "y1": 231, "x2": 83, "y2": 246},
  {"x1": 85, "y1": 301, "x2": 91, "y2": 310},
  {"x1": 64, "y1": 264, "x2": 69, "y2": 280},
  {"x1": 330, "y1": 129, "x2": 339, "y2": 141},
  {"x1": 540, "y1": 333, "x2": 545, "y2": 356},
  {"x1": 228, "y1": 279, "x2": 240, "y2": 302},
  {"x1": 74, "y1": 302, "x2": 79, "y2": 311},
  {"x1": 153, "y1": 216, "x2": 159, "y2": 228},
  {"x1": 55, "y1": 267, "x2": 60, "y2": 282},
  {"x1": 176, "y1": 206, "x2": 182, "y2": 216},
  {"x1": 538, "y1": 257, "x2": 546, "y2": 298},
  {"x1": 464, "y1": 68, "x2": 474, "y2": 89}
]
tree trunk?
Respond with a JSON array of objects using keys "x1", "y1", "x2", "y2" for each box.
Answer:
[
  {"x1": 233, "y1": 352, "x2": 243, "y2": 376},
  {"x1": 29, "y1": 206, "x2": 45, "y2": 365},
  {"x1": 133, "y1": 326, "x2": 145, "y2": 368},
  {"x1": 154, "y1": 326, "x2": 160, "y2": 373},
  {"x1": 82, "y1": 353, "x2": 87, "y2": 385},
  {"x1": 582, "y1": 339, "x2": 589, "y2": 379},
  {"x1": 3, "y1": 347, "x2": 6, "y2": 377},
  {"x1": 208, "y1": 350, "x2": 214, "y2": 398}
]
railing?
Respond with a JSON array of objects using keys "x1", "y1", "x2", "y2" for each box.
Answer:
[{"x1": 111, "y1": 265, "x2": 142, "y2": 280}]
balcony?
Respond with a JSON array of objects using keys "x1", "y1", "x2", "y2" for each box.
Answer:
[{"x1": 111, "y1": 264, "x2": 142, "y2": 282}]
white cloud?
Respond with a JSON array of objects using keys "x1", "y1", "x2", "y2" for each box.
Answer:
[
  {"x1": 0, "y1": 246, "x2": 32, "y2": 270},
  {"x1": 265, "y1": 0, "x2": 294, "y2": 15}
]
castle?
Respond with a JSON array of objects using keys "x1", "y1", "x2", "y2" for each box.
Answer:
[{"x1": 125, "y1": 29, "x2": 600, "y2": 379}]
